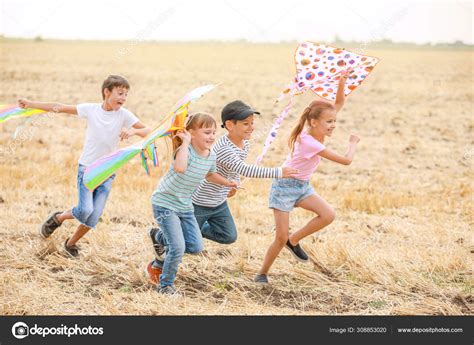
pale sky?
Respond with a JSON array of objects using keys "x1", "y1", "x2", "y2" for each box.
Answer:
[{"x1": 1, "y1": 0, "x2": 472, "y2": 44}]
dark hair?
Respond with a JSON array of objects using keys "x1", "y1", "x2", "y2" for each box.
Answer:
[
  {"x1": 171, "y1": 112, "x2": 216, "y2": 153},
  {"x1": 288, "y1": 100, "x2": 335, "y2": 153},
  {"x1": 223, "y1": 119, "x2": 239, "y2": 129},
  {"x1": 101, "y1": 75, "x2": 130, "y2": 100}
]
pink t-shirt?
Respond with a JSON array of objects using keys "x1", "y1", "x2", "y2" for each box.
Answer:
[{"x1": 283, "y1": 132, "x2": 325, "y2": 181}]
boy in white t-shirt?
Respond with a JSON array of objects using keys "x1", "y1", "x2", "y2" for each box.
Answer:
[{"x1": 18, "y1": 75, "x2": 151, "y2": 257}]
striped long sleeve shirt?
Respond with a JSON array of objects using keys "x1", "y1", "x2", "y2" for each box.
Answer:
[{"x1": 192, "y1": 135, "x2": 282, "y2": 208}]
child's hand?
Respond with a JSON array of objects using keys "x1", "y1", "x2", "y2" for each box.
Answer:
[
  {"x1": 227, "y1": 188, "x2": 237, "y2": 198},
  {"x1": 119, "y1": 128, "x2": 137, "y2": 141},
  {"x1": 282, "y1": 167, "x2": 299, "y2": 178},
  {"x1": 175, "y1": 130, "x2": 191, "y2": 145},
  {"x1": 18, "y1": 99, "x2": 30, "y2": 109},
  {"x1": 349, "y1": 134, "x2": 360, "y2": 144},
  {"x1": 339, "y1": 68, "x2": 354, "y2": 80},
  {"x1": 226, "y1": 180, "x2": 238, "y2": 188}
]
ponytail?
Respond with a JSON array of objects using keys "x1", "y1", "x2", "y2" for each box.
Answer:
[
  {"x1": 288, "y1": 107, "x2": 310, "y2": 153},
  {"x1": 288, "y1": 101, "x2": 335, "y2": 153}
]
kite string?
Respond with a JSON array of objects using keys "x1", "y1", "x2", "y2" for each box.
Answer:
[{"x1": 12, "y1": 117, "x2": 33, "y2": 139}]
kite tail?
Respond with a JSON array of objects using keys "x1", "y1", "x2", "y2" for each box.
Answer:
[
  {"x1": 141, "y1": 150, "x2": 150, "y2": 175},
  {"x1": 276, "y1": 81, "x2": 299, "y2": 103},
  {"x1": 150, "y1": 142, "x2": 159, "y2": 167},
  {"x1": 141, "y1": 141, "x2": 160, "y2": 176},
  {"x1": 255, "y1": 89, "x2": 297, "y2": 165},
  {"x1": 145, "y1": 141, "x2": 159, "y2": 168}
]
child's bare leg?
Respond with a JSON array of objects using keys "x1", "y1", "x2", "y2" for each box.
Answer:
[
  {"x1": 66, "y1": 224, "x2": 91, "y2": 247},
  {"x1": 258, "y1": 209, "x2": 290, "y2": 275},
  {"x1": 56, "y1": 209, "x2": 74, "y2": 223},
  {"x1": 290, "y1": 194, "x2": 335, "y2": 245}
]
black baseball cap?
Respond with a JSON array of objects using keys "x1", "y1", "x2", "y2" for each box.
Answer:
[{"x1": 221, "y1": 100, "x2": 260, "y2": 128}]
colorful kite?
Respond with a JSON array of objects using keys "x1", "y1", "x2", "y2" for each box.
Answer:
[
  {"x1": 0, "y1": 105, "x2": 46, "y2": 123},
  {"x1": 83, "y1": 84, "x2": 216, "y2": 190},
  {"x1": 255, "y1": 42, "x2": 379, "y2": 164}
]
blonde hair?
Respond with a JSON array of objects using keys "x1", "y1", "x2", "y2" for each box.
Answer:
[
  {"x1": 288, "y1": 101, "x2": 335, "y2": 153},
  {"x1": 171, "y1": 112, "x2": 216, "y2": 153}
]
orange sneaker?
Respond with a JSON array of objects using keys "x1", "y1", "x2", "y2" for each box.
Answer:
[{"x1": 145, "y1": 261, "x2": 162, "y2": 285}]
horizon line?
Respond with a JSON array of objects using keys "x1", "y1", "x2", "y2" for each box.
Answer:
[{"x1": 1, "y1": 35, "x2": 473, "y2": 47}]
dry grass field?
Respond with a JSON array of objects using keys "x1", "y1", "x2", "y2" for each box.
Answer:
[{"x1": 0, "y1": 39, "x2": 472, "y2": 315}]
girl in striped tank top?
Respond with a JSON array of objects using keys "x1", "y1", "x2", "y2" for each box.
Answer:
[{"x1": 145, "y1": 113, "x2": 237, "y2": 295}]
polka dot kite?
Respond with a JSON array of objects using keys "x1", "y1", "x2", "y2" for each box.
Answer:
[
  {"x1": 255, "y1": 42, "x2": 379, "y2": 164},
  {"x1": 292, "y1": 42, "x2": 379, "y2": 101}
]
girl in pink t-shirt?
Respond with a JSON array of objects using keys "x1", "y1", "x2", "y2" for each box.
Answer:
[{"x1": 255, "y1": 70, "x2": 361, "y2": 284}]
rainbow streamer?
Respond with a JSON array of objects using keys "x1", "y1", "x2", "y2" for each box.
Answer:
[
  {"x1": 0, "y1": 105, "x2": 46, "y2": 123},
  {"x1": 83, "y1": 85, "x2": 216, "y2": 190}
]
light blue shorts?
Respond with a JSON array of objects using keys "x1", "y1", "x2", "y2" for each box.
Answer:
[{"x1": 269, "y1": 178, "x2": 315, "y2": 212}]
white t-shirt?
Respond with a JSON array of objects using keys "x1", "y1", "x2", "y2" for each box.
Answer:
[{"x1": 77, "y1": 103, "x2": 139, "y2": 166}]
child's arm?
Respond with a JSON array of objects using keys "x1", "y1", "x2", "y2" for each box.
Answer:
[
  {"x1": 225, "y1": 160, "x2": 297, "y2": 178},
  {"x1": 172, "y1": 130, "x2": 191, "y2": 174},
  {"x1": 318, "y1": 134, "x2": 360, "y2": 165},
  {"x1": 205, "y1": 172, "x2": 238, "y2": 188},
  {"x1": 334, "y1": 69, "x2": 352, "y2": 113},
  {"x1": 18, "y1": 99, "x2": 77, "y2": 115},
  {"x1": 217, "y1": 146, "x2": 298, "y2": 179},
  {"x1": 119, "y1": 121, "x2": 152, "y2": 140}
]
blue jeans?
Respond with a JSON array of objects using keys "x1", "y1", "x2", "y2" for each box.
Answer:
[
  {"x1": 72, "y1": 164, "x2": 115, "y2": 228},
  {"x1": 193, "y1": 202, "x2": 237, "y2": 244},
  {"x1": 152, "y1": 204, "x2": 204, "y2": 288}
]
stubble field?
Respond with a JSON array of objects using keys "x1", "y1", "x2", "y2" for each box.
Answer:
[{"x1": 0, "y1": 39, "x2": 472, "y2": 315}]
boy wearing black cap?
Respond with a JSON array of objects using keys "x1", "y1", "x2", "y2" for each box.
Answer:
[{"x1": 188, "y1": 100, "x2": 298, "y2": 244}]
